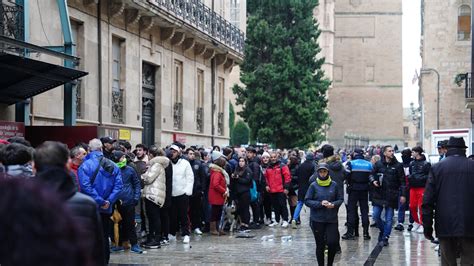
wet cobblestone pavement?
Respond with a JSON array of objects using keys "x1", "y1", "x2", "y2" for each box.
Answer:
[{"x1": 110, "y1": 206, "x2": 440, "y2": 265}]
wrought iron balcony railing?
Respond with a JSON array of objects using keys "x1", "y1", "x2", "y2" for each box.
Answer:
[
  {"x1": 196, "y1": 106, "x2": 203, "y2": 133},
  {"x1": 112, "y1": 89, "x2": 124, "y2": 123},
  {"x1": 148, "y1": 0, "x2": 244, "y2": 56},
  {"x1": 173, "y1": 102, "x2": 183, "y2": 130},
  {"x1": 465, "y1": 73, "x2": 472, "y2": 99},
  {"x1": 217, "y1": 111, "x2": 224, "y2": 136},
  {"x1": 0, "y1": 1, "x2": 24, "y2": 40}
]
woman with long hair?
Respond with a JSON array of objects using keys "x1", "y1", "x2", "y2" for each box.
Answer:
[
  {"x1": 231, "y1": 156, "x2": 253, "y2": 231},
  {"x1": 208, "y1": 152, "x2": 229, "y2": 235}
]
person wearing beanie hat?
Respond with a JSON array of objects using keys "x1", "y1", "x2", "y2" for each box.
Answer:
[
  {"x1": 342, "y1": 148, "x2": 373, "y2": 241},
  {"x1": 211, "y1": 151, "x2": 225, "y2": 162},
  {"x1": 110, "y1": 149, "x2": 143, "y2": 254},
  {"x1": 407, "y1": 146, "x2": 430, "y2": 235},
  {"x1": 291, "y1": 151, "x2": 317, "y2": 228},
  {"x1": 305, "y1": 161, "x2": 343, "y2": 266}
]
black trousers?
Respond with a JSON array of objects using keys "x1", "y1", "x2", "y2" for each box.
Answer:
[
  {"x1": 439, "y1": 237, "x2": 474, "y2": 266},
  {"x1": 311, "y1": 221, "x2": 340, "y2": 266},
  {"x1": 100, "y1": 213, "x2": 111, "y2": 264},
  {"x1": 190, "y1": 194, "x2": 203, "y2": 230},
  {"x1": 237, "y1": 191, "x2": 251, "y2": 225},
  {"x1": 170, "y1": 194, "x2": 190, "y2": 236},
  {"x1": 250, "y1": 195, "x2": 261, "y2": 223},
  {"x1": 261, "y1": 191, "x2": 272, "y2": 220},
  {"x1": 118, "y1": 204, "x2": 138, "y2": 245},
  {"x1": 144, "y1": 199, "x2": 161, "y2": 241},
  {"x1": 270, "y1": 192, "x2": 288, "y2": 222},
  {"x1": 160, "y1": 206, "x2": 170, "y2": 240},
  {"x1": 139, "y1": 198, "x2": 147, "y2": 233},
  {"x1": 347, "y1": 190, "x2": 369, "y2": 232}
]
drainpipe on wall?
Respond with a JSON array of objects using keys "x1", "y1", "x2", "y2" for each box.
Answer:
[
  {"x1": 211, "y1": 1, "x2": 215, "y2": 146},
  {"x1": 97, "y1": 0, "x2": 103, "y2": 125}
]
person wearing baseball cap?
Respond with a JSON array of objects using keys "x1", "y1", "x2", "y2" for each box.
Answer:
[
  {"x1": 100, "y1": 137, "x2": 116, "y2": 159},
  {"x1": 437, "y1": 140, "x2": 448, "y2": 161},
  {"x1": 168, "y1": 143, "x2": 194, "y2": 244},
  {"x1": 305, "y1": 162, "x2": 343, "y2": 265}
]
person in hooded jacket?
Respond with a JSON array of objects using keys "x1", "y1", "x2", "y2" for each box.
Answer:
[
  {"x1": 186, "y1": 148, "x2": 206, "y2": 235},
  {"x1": 208, "y1": 152, "x2": 229, "y2": 235},
  {"x1": 287, "y1": 154, "x2": 300, "y2": 225},
  {"x1": 422, "y1": 137, "x2": 474, "y2": 265},
  {"x1": 0, "y1": 142, "x2": 34, "y2": 178},
  {"x1": 305, "y1": 163, "x2": 343, "y2": 266},
  {"x1": 110, "y1": 150, "x2": 142, "y2": 254},
  {"x1": 33, "y1": 141, "x2": 105, "y2": 266},
  {"x1": 78, "y1": 138, "x2": 123, "y2": 264},
  {"x1": 408, "y1": 146, "x2": 430, "y2": 234},
  {"x1": 231, "y1": 156, "x2": 253, "y2": 231},
  {"x1": 370, "y1": 145, "x2": 406, "y2": 246},
  {"x1": 141, "y1": 147, "x2": 169, "y2": 249},
  {"x1": 292, "y1": 152, "x2": 316, "y2": 229}
]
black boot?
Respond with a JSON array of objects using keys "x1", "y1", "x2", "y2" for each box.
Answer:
[
  {"x1": 342, "y1": 230, "x2": 356, "y2": 240},
  {"x1": 363, "y1": 227, "x2": 371, "y2": 240},
  {"x1": 354, "y1": 227, "x2": 359, "y2": 237}
]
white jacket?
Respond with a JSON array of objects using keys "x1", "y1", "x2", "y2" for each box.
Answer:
[
  {"x1": 171, "y1": 158, "x2": 194, "y2": 197},
  {"x1": 142, "y1": 156, "x2": 169, "y2": 206}
]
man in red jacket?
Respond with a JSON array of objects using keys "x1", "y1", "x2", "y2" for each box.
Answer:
[{"x1": 264, "y1": 151, "x2": 291, "y2": 228}]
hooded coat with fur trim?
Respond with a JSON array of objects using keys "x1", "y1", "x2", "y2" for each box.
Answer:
[{"x1": 208, "y1": 164, "x2": 228, "y2": 205}]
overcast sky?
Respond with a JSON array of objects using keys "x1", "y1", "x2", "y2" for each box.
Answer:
[{"x1": 402, "y1": 0, "x2": 422, "y2": 108}]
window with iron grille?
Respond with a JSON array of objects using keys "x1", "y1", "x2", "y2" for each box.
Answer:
[
  {"x1": 196, "y1": 69, "x2": 204, "y2": 133},
  {"x1": 112, "y1": 37, "x2": 125, "y2": 123},
  {"x1": 173, "y1": 60, "x2": 183, "y2": 130},
  {"x1": 217, "y1": 77, "x2": 225, "y2": 136},
  {"x1": 71, "y1": 19, "x2": 84, "y2": 119}
]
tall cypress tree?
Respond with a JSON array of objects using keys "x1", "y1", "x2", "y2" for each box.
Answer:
[{"x1": 233, "y1": 0, "x2": 330, "y2": 148}]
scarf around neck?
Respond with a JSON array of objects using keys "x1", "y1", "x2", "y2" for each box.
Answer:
[
  {"x1": 210, "y1": 163, "x2": 230, "y2": 185},
  {"x1": 317, "y1": 176, "x2": 332, "y2": 187}
]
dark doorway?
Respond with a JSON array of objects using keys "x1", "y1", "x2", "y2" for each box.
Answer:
[{"x1": 142, "y1": 63, "x2": 156, "y2": 147}]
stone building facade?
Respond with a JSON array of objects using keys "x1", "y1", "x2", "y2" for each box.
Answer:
[
  {"x1": 0, "y1": 0, "x2": 245, "y2": 148},
  {"x1": 326, "y1": 0, "x2": 404, "y2": 148},
  {"x1": 420, "y1": 0, "x2": 473, "y2": 155}
]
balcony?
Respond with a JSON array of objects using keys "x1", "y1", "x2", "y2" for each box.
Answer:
[
  {"x1": 121, "y1": 0, "x2": 244, "y2": 65},
  {"x1": 0, "y1": 1, "x2": 23, "y2": 41},
  {"x1": 462, "y1": 73, "x2": 474, "y2": 109}
]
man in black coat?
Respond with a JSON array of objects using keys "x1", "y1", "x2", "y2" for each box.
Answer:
[
  {"x1": 370, "y1": 145, "x2": 406, "y2": 246},
  {"x1": 422, "y1": 137, "x2": 474, "y2": 265},
  {"x1": 291, "y1": 152, "x2": 316, "y2": 228},
  {"x1": 33, "y1": 141, "x2": 105, "y2": 266}
]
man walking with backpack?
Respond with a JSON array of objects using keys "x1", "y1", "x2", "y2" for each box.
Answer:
[{"x1": 78, "y1": 138, "x2": 123, "y2": 264}]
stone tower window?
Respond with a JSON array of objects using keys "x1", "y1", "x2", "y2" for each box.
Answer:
[{"x1": 458, "y1": 5, "x2": 471, "y2": 41}]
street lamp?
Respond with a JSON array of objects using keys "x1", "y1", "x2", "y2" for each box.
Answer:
[{"x1": 420, "y1": 68, "x2": 440, "y2": 129}]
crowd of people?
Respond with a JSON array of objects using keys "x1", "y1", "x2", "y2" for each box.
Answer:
[{"x1": 0, "y1": 136, "x2": 473, "y2": 266}]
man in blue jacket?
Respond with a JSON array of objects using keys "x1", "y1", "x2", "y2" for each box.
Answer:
[{"x1": 78, "y1": 138, "x2": 123, "y2": 264}]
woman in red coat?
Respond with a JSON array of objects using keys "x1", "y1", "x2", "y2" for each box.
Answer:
[{"x1": 208, "y1": 154, "x2": 229, "y2": 235}]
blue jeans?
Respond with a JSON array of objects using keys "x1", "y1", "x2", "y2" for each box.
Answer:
[
  {"x1": 372, "y1": 204, "x2": 394, "y2": 241},
  {"x1": 293, "y1": 200, "x2": 304, "y2": 221},
  {"x1": 397, "y1": 189, "x2": 414, "y2": 224}
]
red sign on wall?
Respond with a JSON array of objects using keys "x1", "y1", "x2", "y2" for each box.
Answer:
[{"x1": 0, "y1": 121, "x2": 25, "y2": 140}]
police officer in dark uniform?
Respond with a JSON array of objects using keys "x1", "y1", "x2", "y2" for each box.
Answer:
[{"x1": 342, "y1": 148, "x2": 373, "y2": 240}]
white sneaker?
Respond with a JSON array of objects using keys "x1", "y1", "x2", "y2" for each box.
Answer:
[
  {"x1": 269, "y1": 221, "x2": 279, "y2": 227},
  {"x1": 291, "y1": 220, "x2": 298, "y2": 229},
  {"x1": 281, "y1": 221, "x2": 289, "y2": 228},
  {"x1": 416, "y1": 225, "x2": 424, "y2": 234},
  {"x1": 168, "y1": 234, "x2": 176, "y2": 241},
  {"x1": 265, "y1": 218, "x2": 272, "y2": 226},
  {"x1": 183, "y1": 235, "x2": 190, "y2": 244},
  {"x1": 411, "y1": 223, "x2": 421, "y2": 232},
  {"x1": 434, "y1": 245, "x2": 440, "y2": 251},
  {"x1": 194, "y1": 228, "x2": 203, "y2": 235}
]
